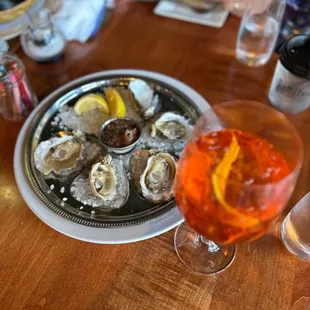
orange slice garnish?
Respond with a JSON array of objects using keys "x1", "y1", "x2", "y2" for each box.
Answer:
[{"x1": 211, "y1": 133, "x2": 259, "y2": 228}]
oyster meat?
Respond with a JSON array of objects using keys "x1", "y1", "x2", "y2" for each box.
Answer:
[
  {"x1": 140, "y1": 112, "x2": 192, "y2": 153},
  {"x1": 34, "y1": 131, "x2": 86, "y2": 177},
  {"x1": 89, "y1": 156, "x2": 116, "y2": 201},
  {"x1": 151, "y1": 112, "x2": 192, "y2": 140},
  {"x1": 140, "y1": 152, "x2": 177, "y2": 203},
  {"x1": 70, "y1": 155, "x2": 129, "y2": 209},
  {"x1": 129, "y1": 79, "x2": 159, "y2": 119}
]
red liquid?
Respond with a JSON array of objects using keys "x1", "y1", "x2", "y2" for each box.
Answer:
[
  {"x1": 0, "y1": 60, "x2": 37, "y2": 121},
  {"x1": 175, "y1": 129, "x2": 290, "y2": 244}
]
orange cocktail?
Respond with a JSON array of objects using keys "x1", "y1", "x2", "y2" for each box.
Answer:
[
  {"x1": 173, "y1": 101, "x2": 303, "y2": 274},
  {"x1": 176, "y1": 129, "x2": 290, "y2": 244}
]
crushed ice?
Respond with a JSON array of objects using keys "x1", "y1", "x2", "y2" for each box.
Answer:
[
  {"x1": 70, "y1": 158, "x2": 129, "y2": 209},
  {"x1": 53, "y1": 105, "x2": 110, "y2": 134}
]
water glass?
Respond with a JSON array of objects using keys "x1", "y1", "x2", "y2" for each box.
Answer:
[
  {"x1": 0, "y1": 53, "x2": 37, "y2": 121},
  {"x1": 236, "y1": 0, "x2": 286, "y2": 67},
  {"x1": 282, "y1": 192, "x2": 310, "y2": 260}
]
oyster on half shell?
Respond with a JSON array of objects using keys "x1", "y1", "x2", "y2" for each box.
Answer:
[
  {"x1": 70, "y1": 155, "x2": 129, "y2": 209},
  {"x1": 140, "y1": 112, "x2": 192, "y2": 153},
  {"x1": 89, "y1": 155, "x2": 117, "y2": 201},
  {"x1": 140, "y1": 152, "x2": 177, "y2": 203},
  {"x1": 34, "y1": 130, "x2": 86, "y2": 177},
  {"x1": 151, "y1": 112, "x2": 192, "y2": 141}
]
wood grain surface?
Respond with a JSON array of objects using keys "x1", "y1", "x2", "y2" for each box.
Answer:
[{"x1": 1, "y1": 3, "x2": 310, "y2": 310}]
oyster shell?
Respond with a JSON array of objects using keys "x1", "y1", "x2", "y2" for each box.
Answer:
[
  {"x1": 128, "y1": 79, "x2": 159, "y2": 119},
  {"x1": 129, "y1": 149, "x2": 153, "y2": 193},
  {"x1": 34, "y1": 131, "x2": 86, "y2": 177},
  {"x1": 70, "y1": 155, "x2": 129, "y2": 209},
  {"x1": 151, "y1": 112, "x2": 192, "y2": 140},
  {"x1": 140, "y1": 112, "x2": 192, "y2": 153},
  {"x1": 140, "y1": 152, "x2": 177, "y2": 203}
]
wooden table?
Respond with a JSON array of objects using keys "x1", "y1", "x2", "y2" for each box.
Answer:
[{"x1": 1, "y1": 3, "x2": 310, "y2": 310}]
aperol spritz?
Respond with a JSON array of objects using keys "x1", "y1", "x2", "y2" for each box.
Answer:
[{"x1": 174, "y1": 101, "x2": 303, "y2": 274}]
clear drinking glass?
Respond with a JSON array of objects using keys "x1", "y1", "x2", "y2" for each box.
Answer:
[
  {"x1": 282, "y1": 192, "x2": 310, "y2": 260},
  {"x1": 0, "y1": 52, "x2": 37, "y2": 121},
  {"x1": 236, "y1": 0, "x2": 286, "y2": 67},
  {"x1": 174, "y1": 101, "x2": 303, "y2": 274}
]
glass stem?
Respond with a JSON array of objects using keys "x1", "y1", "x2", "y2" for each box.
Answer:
[
  {"x1": 193, "y1": 233, "x2": 202, "y2": 247},
  {"x1": 193, "y1": 233, "x2": 220, "y2": 252}
]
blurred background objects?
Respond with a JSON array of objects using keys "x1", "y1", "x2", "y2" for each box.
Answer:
[
  {"x1": 1, "y1": 0, "x2": 310, "y2": 68},
  {"x1": 0, "y1": 40, "x2": 9, "y2": 52},
  {"x1": 0, "y1": 0, "x2": 35, "y2": 22},
  {"x1": 0, "y1": 52, "x2": 38, "y2": 120},
  {"x1": 281, "y1": 0, "x2": 310, "y2": 39},
  {"x1": 0, "y1": 0, "x2": 45, "y2": 40},
  {"x1": 0, "y1": 0, "x2": 111, "y2": 42},
  {"x1": 44, "y1": 0, "x2": 62, "y2": 13},
  {"x1": 51, "y1": 0, "x2": 108, "y2": 43},
  {"x1": 20, "y1": 8, "x2": 67, "y2": 62}
]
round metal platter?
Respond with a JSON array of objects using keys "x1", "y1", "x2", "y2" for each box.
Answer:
[{"x1": 14, "y1": 70, "x2": 210, "y2": 243}]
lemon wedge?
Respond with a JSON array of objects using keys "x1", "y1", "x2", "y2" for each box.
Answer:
[
  {"x1": 74, "y1": 94, "x2": 110, "y2": 115},
  {"x1": 105, "y1": 88, "x2": 126, "y2": 118}
]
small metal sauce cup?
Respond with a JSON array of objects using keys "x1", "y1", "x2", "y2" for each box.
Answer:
[{"x1": 97, "y1": 117, "x2": 141, "y2": 155}]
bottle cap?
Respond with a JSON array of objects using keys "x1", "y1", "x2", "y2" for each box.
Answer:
[{"x1": 278, "y1": 34, "x2": 310, "y2": 79}]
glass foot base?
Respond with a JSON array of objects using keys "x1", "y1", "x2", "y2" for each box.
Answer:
[{"x1": 174, "y1": 222, "x2": 236, "y2": 274}]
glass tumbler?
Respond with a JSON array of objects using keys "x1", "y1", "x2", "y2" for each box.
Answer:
[
  {"x1": 282, "y1": 192, "x2": 310, "y2": 260},
  {"x1": 236, "y1": 0, "x2": 286, "y2": 67},
  {"x1": 0, "y1": 52, "x2": 38, "y2": 121}
]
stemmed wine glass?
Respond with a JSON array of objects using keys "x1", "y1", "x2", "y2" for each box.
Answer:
[{"x1": 174, "y1": 100, "x2": 303, "y2": 274}]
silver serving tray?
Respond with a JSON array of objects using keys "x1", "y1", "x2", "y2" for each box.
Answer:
[{"x1": 22, "y1": 74, "x2": 201, "y2": 228}]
